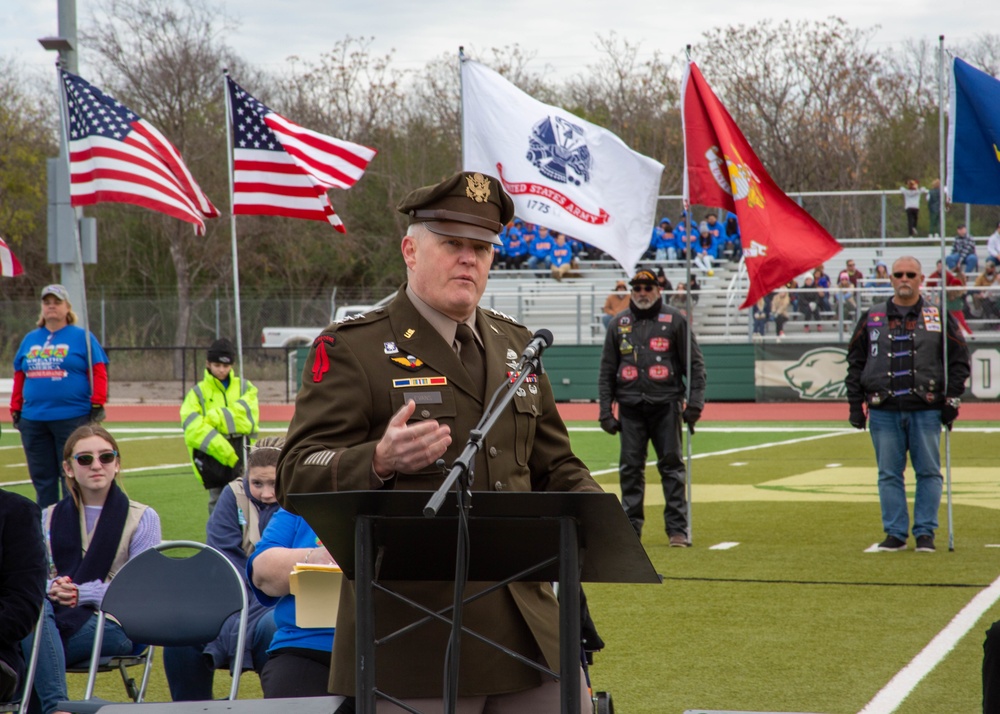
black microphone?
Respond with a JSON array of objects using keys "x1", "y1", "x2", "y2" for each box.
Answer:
[{"x1": 518, "y1": 329, "x2": 553, "y2": 366}]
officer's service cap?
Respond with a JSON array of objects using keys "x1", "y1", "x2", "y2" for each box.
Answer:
[{"x1": 397, "y1": 171, "x2": 514, "y2": 246}]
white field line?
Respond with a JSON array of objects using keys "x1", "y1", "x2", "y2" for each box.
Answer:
[
  {"x1": 858, "y1": 573, "x2": 1000, "y2": 714},
  {"x1": 588, "y1": 430, "x2": 851, "y2": 477}
]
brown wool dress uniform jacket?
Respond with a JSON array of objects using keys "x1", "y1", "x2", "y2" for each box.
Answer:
[{"x1": 276, "y1": 286, "x2": 602, "y2": 699}]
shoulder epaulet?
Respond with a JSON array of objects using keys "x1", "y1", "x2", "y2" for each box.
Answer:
[
  {"x1": 484, "y1": 307, "x2": 520, "y2": 325},
  {"x1": 329, "y1": 307, "x2": 391, "y2": 330}
]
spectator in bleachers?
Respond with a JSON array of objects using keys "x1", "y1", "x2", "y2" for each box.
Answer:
[
  {"x1": 927, "y1": 178, "x2": 944, "y2": 236},
  {"x1": 674, "y1": 217, "x2": 696, "y2": 261},
  {"x1": 501, "y1": 223, "x2": 529, "y2": 269},
  {"x1": 601, "y1": 281, "x2": 630, "y2": 327},
  {"x1": 549, "y1": 232, "x2": 579, "y2": 281},
  {"x1": 669, "y1": 283, "x2": 688, "y2": 315},
  {"x1": 972, "y1": 260, "x2": 1000, "y2": 322},
  {"x1": 751, "y1": 297, "x2": 769, "y2": 339},
  {"x1": 656, "y1": 267, "x2": 672, "y2": 293},
  {"x1": 526, "y1": 226, "x2": 554, "y2": 271},
  {"x1": 833, "y1": 271, "x2": 859, "y2": 324},
  {"x1": 701, "y1": 213, "x2": 723, "y2": 244},
  {"x1": 927, "y1": 261, "x2": 973, "y2": 336},
  {"x1": 694, "y1": 229, "x2": 717, "y2": 274},
  {"x1": 798, "y1": 275, "x2": 821, "y2": 332},
  {"x1": 844, "y1": 259, "x2": 864, "y2": 288},
  {"x1": 771, "y1": 287, "x2": 792, "y2": 339},
  {"x1": 722, "y1": 211, "x2": 741, "y2": 261},
  {"x1": 945, "y1": 224, "x2": 978, "y2": 275},
  {"x1": 653, "y1": 218, "x2": 675, "y2": 261},
  {"x1": 864, "y1": 262, "x2": 893, "y2": 301},
  {"x1": 688, "y1": 274, "x2": 702, "y2": 305},
  {"x1": 900, "y1": 179, "x2": 927, "y2": 237},
  {"x1": 987, "y1": 220, "x2": 1000, "y2": 267}
]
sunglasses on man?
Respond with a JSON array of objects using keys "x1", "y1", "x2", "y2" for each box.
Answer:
[
  {"x1": 71, "y1": 451, "x2": 118, "y2": 466},
  {"x1": 632, "y1": 285, "x2": 656, "y2": 293},
  {"x1": 893, "y1": 271, "x2": 918, "y2": 279}
]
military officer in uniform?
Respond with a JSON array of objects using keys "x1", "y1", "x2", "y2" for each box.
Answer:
[{"x1": 276, "y1": 171, "x2": 601, "y2": 712}]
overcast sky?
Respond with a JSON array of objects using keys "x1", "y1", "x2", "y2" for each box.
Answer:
[{"x1": 3, "y1": 0, "x2": 998, "y2": 84}]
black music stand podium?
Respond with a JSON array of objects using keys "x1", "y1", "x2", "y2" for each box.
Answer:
[{"x1": 289, "y1": 490, "x2": 661, "y2": 714}]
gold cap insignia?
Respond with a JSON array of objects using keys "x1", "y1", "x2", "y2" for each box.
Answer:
[{"x1": 465, "y1": 173, "x2": 490, "y2": 203}]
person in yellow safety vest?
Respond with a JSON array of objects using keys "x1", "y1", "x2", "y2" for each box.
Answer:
[{"x1": 180, "y1": 338, "x2": 260, "y2": 514}]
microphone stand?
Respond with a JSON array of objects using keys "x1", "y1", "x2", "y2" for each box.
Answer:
[{"x1": 423, "y1": 353, "x2": 544, "y2": 714}]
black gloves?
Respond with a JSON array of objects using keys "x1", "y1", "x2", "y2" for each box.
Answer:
[
  {"x1": 90, "y1": 405, "x2": 107, "y2": 423},
  {"x1": 10, "y1": 411, "x2": 20, "y2": 431},
  {"x1": 682, "y1": 406, "x2": 702, "y2": 434},
  {"x1": 849, "y1": 403, "x2": 866, "y2": 430},
  {"x1": 941, "y1": 403, "x2": 959, "y2": 431},
  {"x1": 599, "y1": 414, "x2": 619, "y2": 435}
]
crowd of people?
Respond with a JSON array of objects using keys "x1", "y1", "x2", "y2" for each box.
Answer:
[
  {"x1": 744, "y1": 219, "x2": 1000, "y2": 339},
  {"x1": 0, "y1": 173, "x2": 994, "y2": 710}
]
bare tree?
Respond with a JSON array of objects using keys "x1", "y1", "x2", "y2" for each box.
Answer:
[
  {"x1": 563, "y1": 33, "x2": 681, "y2": 191},
  {"x1": 82, "y1": 0, "x2": 243, "y2": 358}
]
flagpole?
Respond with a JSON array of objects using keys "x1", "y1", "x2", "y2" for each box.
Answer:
[
  {"x1": 223, "y1": 70, "x2": 246, "y2": 385},
  {"x1": 459, "y1": 47, "x2": 466, "y2": 169},
  {"x1": 682, "y1": 47, "x2": 695, "y2": 545},
  {"x1": 937, "y1": 35, "x2": 954, "y2": 552},
  {"x1": 56, "y1": 65, "x2": 96, "y2": 408}
]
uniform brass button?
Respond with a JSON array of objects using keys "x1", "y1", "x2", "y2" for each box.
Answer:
[
  {"x1": 494, "y1": 481, "x2": 505, "y2": 491},
  {"x1": 656, "y1": 356, "x2": 662, "y2": 362},
  {"x1": 489, "y1": 447, "x2": 498, "y2": 457},
  {"x1": 420, "y1": 409, "x2": 431, "y2": 418}
]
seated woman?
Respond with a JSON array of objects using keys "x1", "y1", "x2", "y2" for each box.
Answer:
[
  {"x1": 22, "y1": 425, "x2": 161, "y2": 714},
  {"x1": 164, "y1": 437, "x2": 282, "y2": 700},
  {"x1": 247, "y1": 507, "x2": 344, "y2": 705}
]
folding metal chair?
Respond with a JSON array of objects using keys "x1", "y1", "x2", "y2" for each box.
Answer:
[
  {"x1": 0, "y1": 608, "x2": 44, "y2": 714},
  {"x1": 59, "y1": 540, "x2": 248, "y2": 712}
]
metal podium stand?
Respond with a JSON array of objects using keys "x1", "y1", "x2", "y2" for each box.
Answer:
[{"x1": 289, "y1": 490, "x2": 661, "y2": 714}]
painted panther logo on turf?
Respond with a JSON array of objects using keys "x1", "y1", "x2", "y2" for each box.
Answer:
[{"x1": 784, "y1": 347, "x2": 849, "y2": 400}]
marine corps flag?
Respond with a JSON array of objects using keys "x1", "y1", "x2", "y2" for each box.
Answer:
[{"x1": 682, "y1": 62, "x2": 841, "y2": 308}]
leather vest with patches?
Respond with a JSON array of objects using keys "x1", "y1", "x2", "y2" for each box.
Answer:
[{"x1": 859, "y1": 300, "x2": 946, "y2": 407}]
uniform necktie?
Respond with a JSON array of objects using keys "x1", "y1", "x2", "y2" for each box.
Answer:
[{"x1": 455, "y1": 324, "x2": 485, "y2": 398}]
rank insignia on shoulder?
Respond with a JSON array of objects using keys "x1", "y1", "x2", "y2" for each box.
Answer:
[
  {"x1": 311, "y1": 335, "x2": 335, "y2": 383},
  {"x1": 488, "y1": 308, "x2": 519, "y2": 323},
  {"x1": 390, "y1": 355, "x2": 425, "y2": 371}
]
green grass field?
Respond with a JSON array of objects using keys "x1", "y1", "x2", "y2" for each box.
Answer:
[{"x1": 2, "y1": 418, "x2": 998, "y2": 713}]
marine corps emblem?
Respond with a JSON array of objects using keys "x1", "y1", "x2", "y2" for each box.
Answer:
[{"x1": 465, "y1": 173, "x2": 491, "y2": 203}]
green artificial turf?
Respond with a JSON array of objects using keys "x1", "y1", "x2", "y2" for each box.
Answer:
[{"x1": 2, "y1": 419, "x2": 998, "y2": 712}]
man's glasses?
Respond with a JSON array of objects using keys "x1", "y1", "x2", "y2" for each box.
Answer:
[
  {"x1": 893, "y1": 271, "x2": 918, "y2": 279},
  {"x1": 72, "y1": 451, "x2": 118, "y2": 466},
  {"x1": 632, "y1": 285, "x2": 656, "y2": 293}
]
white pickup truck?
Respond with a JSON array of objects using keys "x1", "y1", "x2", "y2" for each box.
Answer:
[{"x1": 260, "y1": 292, "x2": 394, "y2": 348}]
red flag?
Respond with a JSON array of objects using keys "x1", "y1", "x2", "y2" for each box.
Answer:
[
  {"x1": 682, "y1": 62, "x2": 841, "y2": 308},
  {"x1": 226, "y1": 76, "x2": 376, "y2": 233},
  {"x1": 61, "y1": 70, "x2": 219, "y2": 235},
  {"x1": 0, "y1": 236, "x2": 24, "y2": 277}
]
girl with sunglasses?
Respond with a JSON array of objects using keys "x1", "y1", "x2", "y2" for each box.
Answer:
[{"x1": 22, "y1": 425, "x2": 161, "y2": 714}]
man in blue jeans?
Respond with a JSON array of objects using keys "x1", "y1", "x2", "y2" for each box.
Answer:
[{"x1": 845, "y1": 256, "x2": 970, "y2": 552}]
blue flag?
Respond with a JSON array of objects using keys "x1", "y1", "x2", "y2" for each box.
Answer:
[{"x1": 948, "y1": 57, "x2": 1000, "y2": 205}]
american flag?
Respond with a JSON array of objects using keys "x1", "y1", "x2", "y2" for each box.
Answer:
[
  {"x1": 226, "y1": 75, "x2": 376, "y2": 233},
  {"x1": 61, "y1": 70, "x2": 219, "y2": 235},
  {"x1": 0, "y1": 236, "x2": 24, "y2": 277}
]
